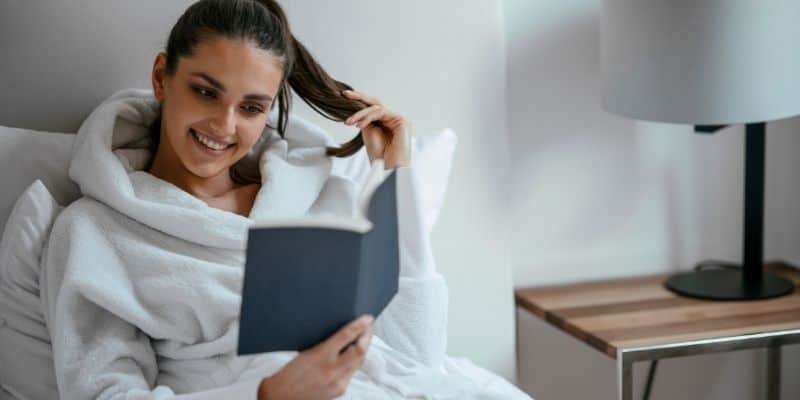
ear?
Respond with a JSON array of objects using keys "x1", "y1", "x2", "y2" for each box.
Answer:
[{"x1": 151, "y1": 52, "x2": 168, "y2": 102}]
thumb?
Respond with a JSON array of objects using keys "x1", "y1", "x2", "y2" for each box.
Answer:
[
  {"x1": 362, "y1": 129, "x2": 385, "y2": 162},
  {"x1": 322, "y1": 315, "x2": 374, "y2": 356}
]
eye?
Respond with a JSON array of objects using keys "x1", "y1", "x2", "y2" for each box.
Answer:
[
  {"x1": 242, "y1": 104, "x2": 264, "y2": 115},
  {"x1": 192, "y1": 86, "x2": 216, "y2": 99}
]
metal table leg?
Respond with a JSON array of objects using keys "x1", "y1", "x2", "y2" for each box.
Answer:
[
  {"x1": 767, "y1": 345, "x2": 781, "y2": 400},
  {"x1": 614, "y1": 330, "x2": 800, "y2": 400},
  {"x1": 642, "y1": 361, "x2": 658, "y2": 400},
  {"x1": 621, "y1": 347, "x2": 781, "y2": 400},
  {"x1": 617, "y1": 353, "x2": 633, "y2": 400}
]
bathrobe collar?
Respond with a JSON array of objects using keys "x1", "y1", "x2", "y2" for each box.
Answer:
[{"x1": 69, "y1": 88, "x2": 335, "y2": 250}]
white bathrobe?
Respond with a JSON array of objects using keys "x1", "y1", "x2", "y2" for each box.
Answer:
[{"x1": 39, "y1": 89, "x2": 531, "y2": 399}]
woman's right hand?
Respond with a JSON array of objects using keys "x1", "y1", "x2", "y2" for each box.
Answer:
[{"x1": 258, "y1": 314, "x2": 374, "y2": 400}]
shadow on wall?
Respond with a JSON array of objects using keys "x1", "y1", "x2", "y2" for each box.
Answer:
[{"x1": 507, "y1": 2, "x2": 755, "y2": 286}]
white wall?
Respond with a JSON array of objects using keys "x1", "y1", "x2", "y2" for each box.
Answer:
[
  {"x1": 282, "y1": 1, "x2": 517, "y2": 380},
  {"x1": 506, "y1": 0, "x2": 800, "y2": 399}
]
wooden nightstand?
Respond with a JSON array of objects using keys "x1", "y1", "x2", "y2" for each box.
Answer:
[{"x1": 515, "y1": 263, "x2": 800, "y2": 400}]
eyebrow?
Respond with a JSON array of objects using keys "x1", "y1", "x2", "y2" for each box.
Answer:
[{"x1": 190, "y1": 72, "x2": 273, "y2": 102}]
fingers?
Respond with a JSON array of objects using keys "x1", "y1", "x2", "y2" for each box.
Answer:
[
  {"x1": 342, "y1": 89, "x2": 393, "y2": 128},
  {"x1": 338, "y1": 324, "x2": 372, "y2": 368},
  {"x1": 342, "y1": 89, "x2": 412, "y2": 168},
  {"x1": 345, "y1": 105, "x2": 384, "y2": 128},
  {"x1": 322, "y1": 314, "x2": 373, "y2": 357}
]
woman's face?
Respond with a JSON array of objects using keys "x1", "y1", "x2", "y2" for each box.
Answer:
[{"x1": 151, "y1": 37, "x2": 283, "y2": 179}]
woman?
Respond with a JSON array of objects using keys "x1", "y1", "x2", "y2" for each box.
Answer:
[
  {"x1": 144, "y1": 0, "x2": 408, "y2": 398},
  {"x1": 40, "y1": 0, "x2": 532, "y2": 399}
]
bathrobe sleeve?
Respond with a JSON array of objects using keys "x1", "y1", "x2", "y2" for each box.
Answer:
[
  {"x1": 371, "y1": 164, "x2": 449, "y2": 370},
  {"x1": 39, "y1": 204, "x2": 263, "y2": 400},
  {"x1": 318, "y1": 160, "x2": 449, "y2": 370}
]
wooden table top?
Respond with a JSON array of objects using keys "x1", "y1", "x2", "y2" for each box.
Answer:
[{"x1": 515, "y1": 262, "x2": 800, "y2": 359}]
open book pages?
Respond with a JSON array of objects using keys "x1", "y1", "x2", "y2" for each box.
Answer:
[{"x1": 249, "y1": 159, "x2": 392, "y2": 233}]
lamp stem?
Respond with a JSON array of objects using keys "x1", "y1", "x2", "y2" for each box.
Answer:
[
  {"x1": 743, "y1": 122, "x2": 765, "y2": 283},
  {"x1": 664, "y1": 122, "x2": 792, "y2": 300}
]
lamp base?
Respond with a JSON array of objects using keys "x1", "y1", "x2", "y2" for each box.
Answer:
[{"x1": 665, "y1": 269, "x2": 795, "y2": 301}]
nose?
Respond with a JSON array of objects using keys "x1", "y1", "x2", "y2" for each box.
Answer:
[{"x1": 211, "y1": 107, "x2": 236, "y2": 136}]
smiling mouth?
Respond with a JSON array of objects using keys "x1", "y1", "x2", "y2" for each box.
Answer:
[{"x1": 190, "y1": 128, "x2": 234, "y2": 152}]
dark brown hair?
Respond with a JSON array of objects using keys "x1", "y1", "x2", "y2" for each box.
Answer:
[{"x1": 149, "y1": 0, "x2": 369, "y2": 183}]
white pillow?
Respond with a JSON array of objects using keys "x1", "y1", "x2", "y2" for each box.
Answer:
[
  {"x1": 0, "y1": 180, "x2": 63, "y2": 400},
  {"x1": 331, "y1": 128, "x2": 457, "y2": 233},
  {"x1": 0, "y1": 126, "x2": 80, "y2": 234}
]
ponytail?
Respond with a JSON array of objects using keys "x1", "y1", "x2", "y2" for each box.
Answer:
[
  {"x1": 254, "y1": 0, "x2": 367, "y2": 157},
  {"x1": 288, "y1": 36, "x2": 365, "y2": 157}
]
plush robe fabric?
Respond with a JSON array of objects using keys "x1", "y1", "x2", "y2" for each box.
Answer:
[{"x1": 39, "y1": 89, "x2": 532, "y2": 399}]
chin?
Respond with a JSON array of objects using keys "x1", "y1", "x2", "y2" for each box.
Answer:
[{"x1": 186, "y1": 162, "x2": 229, "y2": 179}]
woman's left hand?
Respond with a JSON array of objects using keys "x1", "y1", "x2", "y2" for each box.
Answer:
[{"x1": 343, "y1": 90, "x2": 411, "y2": 169}]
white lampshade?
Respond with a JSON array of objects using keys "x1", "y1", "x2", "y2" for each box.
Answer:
[{"x1": 601, "y1": 0, "x2": 800, "y2": 125}]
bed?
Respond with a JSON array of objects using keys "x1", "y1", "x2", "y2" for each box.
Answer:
[{"x1": 0, "y1": 1, "x2": 530, "y2": 399}]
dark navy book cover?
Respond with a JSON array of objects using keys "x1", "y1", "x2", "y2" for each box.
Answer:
[{"x1": 237, "y1": 168, "x2": 399, "y2": 355}]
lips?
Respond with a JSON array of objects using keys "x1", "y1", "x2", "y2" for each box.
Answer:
[{"x1": 190, "y1": 128, "x2": 234, "y2": 152}]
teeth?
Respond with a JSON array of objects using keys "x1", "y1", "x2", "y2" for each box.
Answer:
[{"x1": 193, "y1": 130, "x2": 230, "y2": 150}]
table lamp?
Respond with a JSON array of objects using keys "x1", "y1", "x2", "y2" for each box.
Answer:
[{"x1": 600, "y1": 0, "x2": 800, "y2": 300}]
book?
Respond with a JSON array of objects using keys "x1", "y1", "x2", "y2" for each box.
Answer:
[{"x1": 237, "y1": 160, "x2": 399, "y2": 355}]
